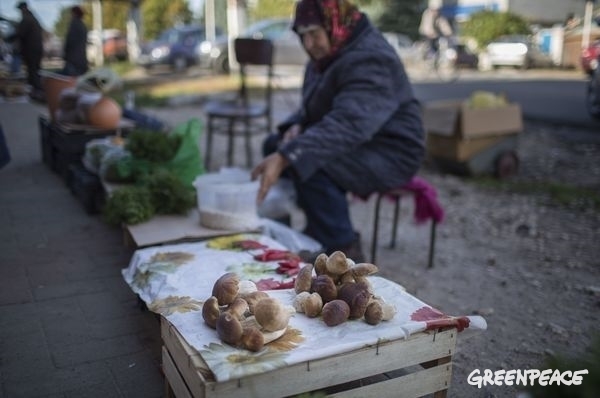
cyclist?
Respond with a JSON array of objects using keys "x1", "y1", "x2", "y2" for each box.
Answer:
[{"x1": 418, "y1": 1, "x2": 453, "y2": 60}]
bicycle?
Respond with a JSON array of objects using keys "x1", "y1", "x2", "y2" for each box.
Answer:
[{"x1": 421, "y1": 37, "x2": 459, "y2": 82}]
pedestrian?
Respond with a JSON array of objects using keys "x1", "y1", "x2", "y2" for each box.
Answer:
[
  {"x1": 418, "y1": 0, "x2": 453, "y2": 56},
  {"x1": 251, "y1": 0, "x2": 425, "y2": 262},
  {"x1": 61, "y1": 5, "x2": 88, "y2": 76},
  {"x1": 10, "y1": 1, "x2": 44, "y2": 100}
]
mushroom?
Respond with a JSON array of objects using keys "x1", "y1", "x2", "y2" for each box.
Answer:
[
  {"x1": 253, "y1": 297, "x2": 291, "y2": 332},
  {"x1": 321, "y1": 300, "x2": 350, "y2": 327},
  {"x1": 364, "y1": 300, "x2": 384, "y2": 325},
  {"x1": 293, "y1": 291, "x2": 311, "y2": 313},
  {"x1": 351, "y1": 263, "x2": 379, "y2": 278},
  {"x1": 240, "y1": 326, "x2": 264, "y2": 352},
  {"x1": 239, "y1": 291, "x2": 269, "y2": 314},
  {"x1": 303, "y1": 293, "x2": 323, "y2": 318},
  {"x1": 339, "y1": 271, "x2": 355, "y2": 284},
  {"x1": 238, "y1": 280, "x2": 258, "y2": 295},
  {"x1": 202, "y1": 296, "x2": 221, "y2": 329},
  {"x1": 326, "y1": 251, "x2": 349, "y2": 275},
  {"x1": 311, "y1": 274, "x2": 337, "y2": 303},
  {"x1": 216, "y1": 312, "x2": 243, "y2": 345},
  {"x1": 313, "y1": 253, "x2": 328, "y2": 275},
  {"x1": 212, "y1": 272, "x2": 240, "y2": 305},
  {"x1": 226, "y1": 297, "x2": 249, "y2": 319},
  {"x1": 337, "y1": 282, "x2": 371, "y2": 319},
  {"x1": 370, "y1": 296, "x2": 397, "y2": 321},
  {"x1": 294, "y1": 264, "x2": 314, "y2": 294}
]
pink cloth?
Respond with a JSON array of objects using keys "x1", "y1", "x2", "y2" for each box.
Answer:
[{"x1": 386, "y1": 176, "x2": 445, "y2": 224}]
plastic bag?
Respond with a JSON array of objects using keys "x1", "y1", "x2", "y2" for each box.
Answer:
[
  {"x1": 260, "y1": 218, "x2": 322, "y2": 254},
  {"x1": 165, "y1": 118, "x2": 204, "y2": 185},
  {"x1": 100, "y1": 146, "x2": 134, "y2": 183}
]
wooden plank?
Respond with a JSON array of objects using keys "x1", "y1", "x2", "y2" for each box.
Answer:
[
  {"x1": 162, "y1": 317, "x2": 457, "y2": 398},
  {"x1": 162, "y1": 346, "x2": 195, "y2": 398},
  {"x1": 327, "y1": 363, "x2": 452, "y2": 398},
  {"x1": 161, "y1": 318, "x2": 211, "y2": 398}
]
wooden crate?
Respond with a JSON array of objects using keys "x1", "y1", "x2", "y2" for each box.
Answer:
[{"x1": 161, "y1": 317, "x2": 457, "y2": 398}]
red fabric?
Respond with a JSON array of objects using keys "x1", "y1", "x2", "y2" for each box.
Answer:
[{"x1": 397, "y1": 176, "x2": 445, "y2": 224}]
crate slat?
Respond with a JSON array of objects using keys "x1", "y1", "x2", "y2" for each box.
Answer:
[{"x1": 161, "y1": 317, "x2": 457, "y2": 398}]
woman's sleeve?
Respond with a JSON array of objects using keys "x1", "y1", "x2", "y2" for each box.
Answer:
[{"x1": 278, "y1": 50, "x2": 413, "y2": 181}]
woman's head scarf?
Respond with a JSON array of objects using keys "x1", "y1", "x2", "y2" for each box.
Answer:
[{"x1": 292, "y1": 0, "x2": 362, "y2": 67}]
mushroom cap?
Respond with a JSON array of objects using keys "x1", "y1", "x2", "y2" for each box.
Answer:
[
  {"x1": 337, "y1": 282, "x2": 371, "y2": 319},
  {"x1": 254, "y1": 297, "x2": 291, "y2": 332},
  {"x1": 227, "y1": 297, "x2": 249, "y2": 319},
  {"x1": 303, "y1": 293, "x2": 323, "y2": 318},
  {"x1": 313, "y1": 253, "x2": 328, "y2": 275},
  {"x1": 212, "y1": 272, "x2": 240, "y2": 305},
  {"x1": 321, "y1": 300, "x2": 350, "y2": 327},
  {"x1": 240, "y1": 326, "x2": 264, "y2": 352},
  {"x1": 311, "y1": 274, "x2": 337, "y2": 303},
  {"x1": 364, "y1": 301, "x2": 384, "y2": 325},
  {"x1": 294, "y1": 264, "x2": 314, "y2": 294},
  {"x1": 326, "y1": 251, "x2": 349, "y2": 275},
  {"x1": 293, "y1": 291, "x2": 311, "y2": 313},
  {"x1": 351, "y1": 263, "x2": 379, "y2": 277},
  {"x1": 201, "y1": 296, "x2": 221, "y2": 329},
  {"x1": 216, "y1": 312, "x2": 243, "y2": 345},
  {"x1": 239, "y1": 291, "x2": 269, "y2": 314}
]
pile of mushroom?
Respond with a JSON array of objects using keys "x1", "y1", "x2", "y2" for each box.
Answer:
[
  {"x1": 293, "y1": 251, "x2": 396, "y2": 326},
  {"x1": 202, "y1": 272, "x2": 294, "y2": 352}
]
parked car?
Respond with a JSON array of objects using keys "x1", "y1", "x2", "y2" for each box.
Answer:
[
  {"x1": 587, "y1": 53, "x2": 600, "y2": 120},
  {"x1": 197, "y1": 18, "x2": 307, "y2": 74},
  {"x1": 87, "y1": 29, "x2": 128, "y2": 64},
  {"x1": 486, "y1": 35, "x2": 554, "y2": 70},
  {"x1": 138, "y1": 25, "x2": 218, "y2": 72},
  {"x1": 581, "y1": 39, "x2": 600, "y2": 76}
]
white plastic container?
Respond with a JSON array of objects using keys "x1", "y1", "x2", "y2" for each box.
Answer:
[{"x1": 193, "y1": 168, "x2": 260, "y2": 230}]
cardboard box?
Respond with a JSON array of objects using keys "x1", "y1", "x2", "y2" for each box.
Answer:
[
  {"x1": 423, "y1": 99, "x2": 523, "y2": 138},
  {"x1": 426, "y1": 134, "x2": 508, "y2": 162}
]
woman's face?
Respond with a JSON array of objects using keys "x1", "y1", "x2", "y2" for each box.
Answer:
[{"x1": 301, "y1": 26, "x2": 331, "y2": 60}]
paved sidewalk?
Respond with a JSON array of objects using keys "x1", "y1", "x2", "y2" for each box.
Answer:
[{"x1": 0, "y1": 102, "x2": 164, "y2": 398}]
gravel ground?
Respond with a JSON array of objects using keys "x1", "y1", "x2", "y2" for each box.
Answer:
[
  {"x1": 367, "y1": 120, "x2": 600, "y2": 398},
  {"x1": 150, "y1": 97, "x2": 600, "y2": 398}
]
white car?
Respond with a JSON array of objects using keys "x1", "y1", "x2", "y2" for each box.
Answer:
[{"x1": 486, "y1": 35, "x2": 554, "y2": 70}]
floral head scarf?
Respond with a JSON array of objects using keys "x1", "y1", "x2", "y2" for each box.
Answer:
[{"x1": 293, "y1": 0, "x2": 362, "y2": 57}]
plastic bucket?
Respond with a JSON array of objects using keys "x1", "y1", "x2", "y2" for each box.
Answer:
[
  {"x1": 193, "y1": 168, "x2": 260, "y2": 230},
  {"x1": 40, "y1": 71, "x2": 77, "y2": 122}
]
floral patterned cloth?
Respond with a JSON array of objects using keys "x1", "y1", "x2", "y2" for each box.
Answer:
[{"x1": 122, "y1": 233, "x2": 486, "y2": 382}]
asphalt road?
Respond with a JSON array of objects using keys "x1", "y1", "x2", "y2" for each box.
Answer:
[{"x1": 410, "y1": 68, "x2": 600, "y2": 130}]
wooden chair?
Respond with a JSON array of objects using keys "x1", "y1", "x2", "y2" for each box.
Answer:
[
  {"x1": 203, "y1": 38, "x2": 275, "y2": 170},
  {"x1": 370, "y1": 177, "x2": 444, "y2": 268}
]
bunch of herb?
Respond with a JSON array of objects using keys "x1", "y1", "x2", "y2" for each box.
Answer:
[
  {"x1": 125, "y1": 130, "x2": 181, "y2": 162},
  {"x1": 103, "y1": 186, "x2": 155, "y2": 225},
  {"x1": 143, "y1": 171, "x2": 196, "y2": 215}
]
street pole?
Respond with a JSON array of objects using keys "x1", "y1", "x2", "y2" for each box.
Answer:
[
  {"x1": 582, "y1": 0, "x2": 594, "y2": 49},
  {"x1": 92, "y1": 0, "x2": 104, "y2": 66}
]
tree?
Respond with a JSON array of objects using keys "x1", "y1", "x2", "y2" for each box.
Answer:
[
  {"x1": 141, "y1": 0, "x2": 194, "y2": 40},
  {"x1": 54, "y1": 2, "x2": 130, "y2": 38},
  {"x1": 460, "y1": 10, "x2": 531, "y2": 48},
  {"x1": 247, "y1": 0, "x2": 295, "y2": 22},
  {"x1": 372, "y1": 0, "x2": 422, "y2": 39}
]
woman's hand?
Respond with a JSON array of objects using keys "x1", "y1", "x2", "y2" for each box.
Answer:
[{"x1": 251, "y1": 152, "x2": 289, "y2": 205}]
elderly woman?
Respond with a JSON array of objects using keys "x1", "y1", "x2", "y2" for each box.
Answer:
[{"x1": 252, "y1": 0, "x2": 425, "y2": 261}]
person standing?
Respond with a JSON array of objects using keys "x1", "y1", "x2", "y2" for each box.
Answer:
[
  {"x1": 11, "y1": 1, "x2": 44, "y2": 98},
  {"x1": 61, "y1": 5, "x2": 89, "y2": 76}
]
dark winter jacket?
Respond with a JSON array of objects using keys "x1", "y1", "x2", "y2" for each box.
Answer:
[
  {"x1": 13, "y1": 9, "x2": 43, "y2": 64},
  {"x1": 277, "y1": 14, "x2": 425, "y2": 198},
  {"x1": 63, "y1": 17, "x2": 88, "y2": 75}
]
